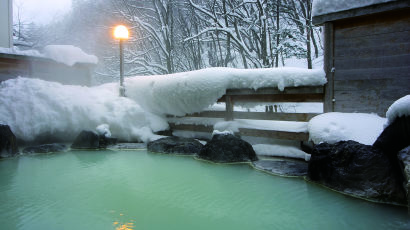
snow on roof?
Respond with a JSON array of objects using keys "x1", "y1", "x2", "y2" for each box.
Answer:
[
  {"x1": 0, "y1": 46, "x2": 43, "y2": 57},
  {"x1": 125, "y1": 67, "x2": 326, "y2": 116},
  {"x1": 386, "y1": 95, "x2": 410, "y2": 126},
  {"x1": 0, "y1": 45, "x2": 98, "y2": 66},
  {"x1": 312, "y1": 0, "x2": 398, "y2": 17},
  {"x1": 308, "y1": 112, "x2": 386, "y2": 145},
  {"x1": 43, "y1": 45, "x2": 98, "y2": 66}
]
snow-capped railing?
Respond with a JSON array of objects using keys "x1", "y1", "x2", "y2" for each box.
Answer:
[{"x1": 168, "y1": 85, "x2": 323, "y2": 141}]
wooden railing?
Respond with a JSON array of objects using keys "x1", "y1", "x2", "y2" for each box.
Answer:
[{"x1": 168, "y1": 86, "x2": 324, "y2": 142}]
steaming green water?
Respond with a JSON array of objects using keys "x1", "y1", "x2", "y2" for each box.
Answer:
[{"x1": 0, "y1": 150, "x2": 409, "y2": 230}]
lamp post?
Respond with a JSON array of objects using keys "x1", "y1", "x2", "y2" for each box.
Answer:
[{"x1": 114, "y1": 25, "x2": 129, "y2": 97}]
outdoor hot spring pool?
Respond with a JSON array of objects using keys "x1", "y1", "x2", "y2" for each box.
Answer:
[{"x1": 0, "y1": 150, "x2": 409, "y2": 230}]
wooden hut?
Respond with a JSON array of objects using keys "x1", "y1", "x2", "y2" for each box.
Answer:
[{"x1": 313, "y1": 0, "x2": 410, "y2": 116}]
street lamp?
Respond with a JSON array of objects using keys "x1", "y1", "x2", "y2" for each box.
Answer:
[{"x1": 114, "y1": 25, "x2": 129, "y2": 96}]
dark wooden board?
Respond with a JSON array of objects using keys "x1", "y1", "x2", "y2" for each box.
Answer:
[
  {"x1": 334, "y1": 54, "x2": 410, "y2": 70},
  {"x1": 334, "y1": 11, "x2": 410, "y2": 39},
  {"x1": 238, "y1": 128, "x2": 309, "y2": 141},
  {"x1": 184, "y1": 111, "x2": 320, "y2": 122},
  {"x1": 225, "y1": 86, "x2": 324, "y2": 95},
  {"x1": 218, "y1": 94, "x2": 324, "y2": 103},
  {"x1": 334, "y1": 78, "x2": 410, "y2": 91},
  {"x1": 334, "y1": 66, "x2": 410, "y2": 81},
  {"x1": 335, "y1": 30, "x2": 410, "y2": 50},
  {"x1": 334, "y1": 42, "x2": 410, "y2": 59},
  {"x1": 168, "y1": 123, "x2": 310, "y2": 141}
]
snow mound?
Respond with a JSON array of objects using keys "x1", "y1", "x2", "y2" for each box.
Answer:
[
  {"x1": 253, "y1": 144, "x2": 311, "y2": 161},
  {"x1": 96, "y1": 124, "x2": 112, "y2": 138},
  {"x1": 313, "y1": 0, "x2": 397, "y2": 17},
  {"x1": 126, "y1": 67, "x2": 326, "y2": 116},
  {"x1": 212, "y1": 130, "x2": 234, "y2": 136},
  {"x1": 308, "y1": 112, "x2": 386, "y2": 145},
  {"x1": 43, "y1": 45, "x2": 98, "y2": 66},
  {"x1": 386, "y1": 95, "x2": 410, "y2": 126},
  {"x1": 0, "y1": 78, "x2": 168, "y2": 142}
]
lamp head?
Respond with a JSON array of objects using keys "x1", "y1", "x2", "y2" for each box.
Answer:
[{"x1": 114, "y1": 25, "x2": 129, "y2": 39}]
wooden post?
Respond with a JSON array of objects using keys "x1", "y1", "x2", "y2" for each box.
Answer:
[
  {"x1": 323, "y1": 22, "x2": 335, "y2": 113},
  {"x1": 225, "y1": 95, "x2": 234, "y2": 121}
]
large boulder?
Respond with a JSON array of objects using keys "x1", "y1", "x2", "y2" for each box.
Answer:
[
  {"x1": 373, "y1": 116, "x2": 410, "y2": 157},
  {"x1": 308, "y1": 141, "x2": 406, "y2": 205},
  {"x1": 398, "y1": 146, "x2": 410, "y2": 211},
  {"x1": 0, "y1": 124, "x2": 19, "y2": 158},
  {"x1": 198, "y1": 134, "x2": 257, "y2": 163},
  {"x1": 71, "y1": 131, "x2": 100, "y2": 149},
  {"x1": 148, "y1": 136, "x2": 203, "y2": 155},
  {"x1": 23, "y1": 143, "x2": 67, "y2": 154}
]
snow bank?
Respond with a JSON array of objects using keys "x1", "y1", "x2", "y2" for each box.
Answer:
[
  {"x1": 0, "y1": 78, "x2": 168, "y2": 142},
  {"x1": 386, "y1": 95, "x2": 410, "y2": 126},
  {"x1": 43, "y1": 45, "x2": 98, "y2": 66},
  {"x1": 313, "y1": 0, "x2": 397, "y2": 17},
  {"x1": 126, "y1": 67, "x2": 326, "y2": 116},
  {"x1": 253, "y1": 144, "x2": 311, "y2": 161},
  {"x1": 308, "y1": 112, "x2": 386, "y2": 145}
]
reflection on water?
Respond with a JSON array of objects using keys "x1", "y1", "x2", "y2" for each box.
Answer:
[{"x1": 0, "y1": 150, "x2": 409, "y2": 230}]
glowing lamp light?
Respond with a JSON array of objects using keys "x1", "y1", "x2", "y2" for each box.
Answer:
[{"x1": 114, "y1": 25, "x2": 129, "y2": 39}]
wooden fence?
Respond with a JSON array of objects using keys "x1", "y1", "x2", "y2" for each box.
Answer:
[{"x1": 168, "y1": 85, "x2": 324, "y2": 142}]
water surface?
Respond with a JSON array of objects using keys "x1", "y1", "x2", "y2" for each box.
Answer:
[{"x1": 0, "y1": 150, "x2": 409, "y2": 230}]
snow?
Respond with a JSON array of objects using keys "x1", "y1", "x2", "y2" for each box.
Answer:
[
  {"x1": 96, "y1": 124, "x2": 112, "y2": 138},
  {"x1": 0, "y1": 78, "x2": 168, "y2": 143},
  {"x1": 43, "y1": 45, "x2": 98, "y2": 66},
  {"x1": 313, "y1": 0, "x2": 397, "y2": 17},
  {"x1": 126, "y1": 67, "x2": 326, "y2": 116},
  {"x1": 0, "y1": 47, "x2": 43, "y2": 57},
  {"x1": 386, "y1": 95, "x2": 410, "y2": 126},
  {"x1": 212, "y1": 130, "x2": 234, "y2": 136},
  {"x1": 0, "y1": 67, "x2": 324, "y2": 143},
  {"x1": 0, "y1": 45, "x2": 98, "y2": 67},
  {"x1": 253, "y1": 144, "x2": 311, "y2": 161},
  {"x1": 308, "y1": 112, "x2": 387, "y2": 145}
]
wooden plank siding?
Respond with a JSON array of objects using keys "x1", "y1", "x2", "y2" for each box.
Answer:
[
  {"x1": 331, "y1": 8, "x2": 410, "y2": 116},
  {"x1": 169, "y1": 123, "x2": 310, "y2": 142},
  {"x1": 168, "y1": 86, "x2": 323, "y2": 141}
]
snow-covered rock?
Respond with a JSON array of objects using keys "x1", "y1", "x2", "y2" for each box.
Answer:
[
  {"x1": 308, "y1": 112, "x2": 386, "y2": 145},
  {"x1": 386, "y1": 95, "x2": 410, "y2": 126},
  {"x1": 253, "y1": 144, "x2": 311, "y2": 161},
  {"x1": 312, "y1": 0, "x2": 397, "y2": 17}
]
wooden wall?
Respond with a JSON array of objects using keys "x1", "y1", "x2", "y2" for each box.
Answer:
[
  {"x1": 330, "y1": 8, "x2": 410, "y2": 116},
  {"x1": 0, "y1": 53, "x2": 94, "y2": 86}
]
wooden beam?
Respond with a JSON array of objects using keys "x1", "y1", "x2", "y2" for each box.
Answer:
[
  {"x1": 238, "y1": 128, "x2": 309, "y2": 141},
  {"x1": 184, "y1": 111, "x2": 319, "y2": 122},
  {"x1": 323, "y1": 22, "x2": 335, "y2": 113},
  {"x1": 169, "y1": 123, "x2": 214, "y2": 133},
  {"x1": 225, "y1": 95, "x2": 234, "y2": 121},
  {"x1": 168, "y1": 123, "x2": 310, "y2": 141},
  {"x1": 218, "y1": 93, "x2": 324, "y2": 103},
  {"x1": 224, "y1": 86, "x2": 323, "y2": 96}
]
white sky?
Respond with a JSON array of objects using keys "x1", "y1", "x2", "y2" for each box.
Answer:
[{"x1": 13, "y1": 0, "x2": 72, "y2": 25}]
